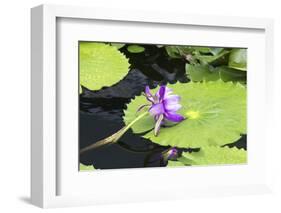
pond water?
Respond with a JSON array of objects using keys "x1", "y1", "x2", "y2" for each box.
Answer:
[{"x1": 79, "y1": 44, "x2": 246, "y2": 169}]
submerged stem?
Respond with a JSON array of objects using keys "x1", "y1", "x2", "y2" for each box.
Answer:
[{"x1": 80, "y1": 111, "x2": 149, "y2": 154}]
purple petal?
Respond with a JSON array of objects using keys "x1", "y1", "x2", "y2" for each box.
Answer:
[
  {"x1": 164, "y1": 112, "x2": 185, "y2": 122},
  {"x1": 164, "y1": 87, "x2": 173, "y2": 98},
  {"x1": 145, "y1": 86, "x2": 152, "y2": 96},
  {"x1": 157, "y1": 86, "x2": 166, "y2": 102},
  {"x1": 165, "y1": 103, "x2": 182, "y2": 112},
  {"x1": 156, "y1": 86, "x2": 173, "y2": 100},
  {"x1": 163, "y1": 95, "x2": 181, "y2": 112},
  {"x1": 145, "y1": 86, "x2": 154, "y2": 103},
  {"x1": 167, "y1": 148, "x2": 178, "y2": 159},
  {"x1": 149, "y1": 103, "x2": 165, "y2": 116},
  {"x1": 164, "y1": 95, "x2": 180, "y2": 103}
]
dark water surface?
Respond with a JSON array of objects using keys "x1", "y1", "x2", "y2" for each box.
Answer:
[{"x1": 79, "y1": 44, "x2": 246, "y2": 169}]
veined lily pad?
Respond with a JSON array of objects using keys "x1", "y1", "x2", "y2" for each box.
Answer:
[
  {"x1": 181, "y1": 146, "x2": 247, "y2": 165},
  {"x1": 80, "y1": 42, "x2": 130, "y2": 91},
  {"x1": 124, "y1": 81, "x2": 246, "y2": 148}
]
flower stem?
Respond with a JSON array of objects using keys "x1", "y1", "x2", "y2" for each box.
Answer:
[{"x1": 80, "y1": 111, "x2": 149, "y2": 154}]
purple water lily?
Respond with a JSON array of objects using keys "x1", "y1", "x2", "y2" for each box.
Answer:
[
  {"x1": 80, "y1": 86, "x2": 184, "y2": 154},
  {"x1": 167, "y1": 147, "x2": 178, "y2": 159},
  {"x1": 140, "y1": 85, "x2": 185, "y2": 136}
]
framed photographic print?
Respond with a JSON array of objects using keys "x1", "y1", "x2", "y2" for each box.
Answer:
[
  {"x1": 78, "y1": 40, "x2": 248, "y2": 170},
  {"x1": 31, "y1": 4, "x2": 275, "y2": 208}
]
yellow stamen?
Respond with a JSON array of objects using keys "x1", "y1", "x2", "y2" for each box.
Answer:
[{"x1": 186, "y1": 110, "x2": 200, "y2": 120}]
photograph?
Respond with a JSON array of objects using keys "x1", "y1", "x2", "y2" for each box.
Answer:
[{"x1": 79, "y1": 41, "x2": 247, "y2": 171}]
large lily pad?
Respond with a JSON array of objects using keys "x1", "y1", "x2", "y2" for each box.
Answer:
[
  {"x1": 124, "y1": 81, "x2": 246, "y2": 148},
  {"x1": 79, "y1": 42, "x2": 130, "y2": 91},
  {"x1": 181, "y1": 146, "x2": 247, "y2": 165}
]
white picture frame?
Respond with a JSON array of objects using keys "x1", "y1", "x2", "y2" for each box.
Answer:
[{"x1": 31, "y1": 4, "x2": 275, "y2": 208}]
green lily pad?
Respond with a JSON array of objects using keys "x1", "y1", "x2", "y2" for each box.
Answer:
[
  {"x1": 186, "y1": 64, "x2": 246, "y2": 83},
  {"x1": 127, "y1": 45, "x2": 145, "y2": 53},
  {"x1": 228, "y1": 49, "x2": 247, "y2": 71},
  {"x1": 165, "y1": 46, "x2": 225, "y2": 60},
  {"x1": 186, "y1": 64, "x2": 220, "y2": 82},
  {"x1": 124, "y1": 96, "x2": 155, "y2": 133},
  {"x1": 110, "y1": 43, "x2": 125, "y2": 49},
  {"x1": 79, "y1": 42, "x2": 130, "y2": 91},
  {"x1": 79, "y1": 163, "x2": 95, "y2": 171},
  {"x1": 124, "y1": 81, "x2": 246, "y2": 148},
  {"x1": 181, "y1": 146, "x2": 247, "y2": 165},
  {"x1": 167, "y1": 160, "x2": 185, "y2": 167},
  {"x1": 165, "y1": 46, "x2": 194, "y2": 58},
  {"x1": 218, "y1": 66, "x2": 247, "y2": 83},
  {"x1": 209, "y1": 48, "x2": 224, "y2": 55},
  {"x1": 195, "y1": 49, "x2": 229, "y2": 65},
  {"x1": 193, "y1": 47, "x2": 211, "y2": 53},
  {"x1": 193, "y1": 47, "x2": 224, "y2": 55}
]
